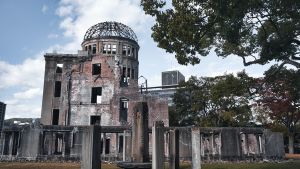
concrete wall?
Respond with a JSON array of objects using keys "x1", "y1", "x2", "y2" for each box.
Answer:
[{"x1": 0, "y1": 126, "x2": 285, "y2": 162}]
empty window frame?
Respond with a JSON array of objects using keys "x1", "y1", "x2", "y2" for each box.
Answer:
[
  {"x1": 103, "y1": 44, "x2": 108, "y2": 54},
  {"x1": 112, "y1": 44, "x2": 117, "y2": 54},
  {"x1": 127, "y1": 68, "x2": 131, "y2": 78},
  {"x1": 119, "y1": 98, "x2": 128, "y2": 122},
  {"x1": 52, "y1": 109, "x2": 59, "y2": 125},
  {"x1": 107, "y1": 44, "x2": 111, "y2": 54},
  {"x1": 92, "y1": 63, "x2": 101, "y2": 75},
  {"x1": 92, "y1": 44, "x2": 97, "y2": 54},
  {"x1": 90, "y1": 115, "x2": 101, "y2": 125},
  {"x1": 55, "y1": 133, "x2": 63, "y2": 155},
  {"x1": 131, "y1": 69, "x2": 135, "y2": 79},
  {"x1": 56, "y1": 64, "x2": 63, "y2": 73},
  {"x1": 132, "y1": 48, "x2": 135, "y2": 58},
  {"x1": 118, "y1": 135, "x2": 124, "y2": 153},
  {"x1": 103, "y1": 44, "x2": 116, "y2": 54},
  {"x1": 91, "y1": 87, "x2": 102, "y2": 103},
  {"x1": 105, "y1": 138, "x2": 110, "y2": 154},
  {"x1": 122, "y1": 45, "x2": 132, "y2": 56},
  {"x1": 54, "y1": 81, "x2": 61, "y2": 97}
]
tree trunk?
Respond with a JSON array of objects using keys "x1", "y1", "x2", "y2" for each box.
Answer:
[{"x1": 288, "y1": 134, "x2": 294, "y2": 154}]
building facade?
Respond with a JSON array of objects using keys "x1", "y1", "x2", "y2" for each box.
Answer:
[{"x1": 40, "y1": 21, "x2": 168, "y2": 127}]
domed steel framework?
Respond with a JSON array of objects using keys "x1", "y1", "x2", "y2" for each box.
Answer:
[{"x1": 83, "y1": 21, "x2": 138, "y2": 43}]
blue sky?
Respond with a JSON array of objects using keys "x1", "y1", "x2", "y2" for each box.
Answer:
[{"x1": 0, "y1": 0, "x2": 272, "y2": 119}]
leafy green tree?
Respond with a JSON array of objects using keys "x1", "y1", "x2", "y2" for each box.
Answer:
[
  {"x1": 141, "y1": 0, "x2": 300, "y2": 68},
  {"x1": 255, "y1": 65, "x2": 300, "y2": 153},
  {"x1": 171, "y1": 71, "x2": 255, "y2": 127}
]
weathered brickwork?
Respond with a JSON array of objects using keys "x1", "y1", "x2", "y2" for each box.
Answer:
[{"x1": 40, "y1": 22, "x2": 169, "y2": 127}]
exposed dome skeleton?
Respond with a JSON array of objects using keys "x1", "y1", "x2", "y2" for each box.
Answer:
[{"x1": 83, "y1": 21, "x2": 138, "y2": 43}]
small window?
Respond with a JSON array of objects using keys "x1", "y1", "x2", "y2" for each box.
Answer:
[
  {"x1": 105, "y1": 138, "x2": 110, "y2": 154},
  {"x1": 103, "y1": 45, "x2": 108, "y2": 54},
  {"x1": 88, "y1": 45, "x2": 92, "y2": 51},
  {"x1": 112, "y1": 44, "x2": 117, "y2": 54},
  {"x1": 54, "y1": 81, "x2": 61, "y2": 97},
  {"x1": 132, "y1": 48, "x2": 135, "y2": 57},
  {"x1": 85, "y1": 46, "x2": 88, "y2": 51},
  {"x1": 92, "y1": 44, "x2": 97, "y2": 54},
  {"x1": 91, "y1": 87, "x2": 102, "y2": 103},
  {"x1": 56, "y1": 64, "x2": 63, "y2": 73},
  {"x1": 92, "y1": 63, "x2": 101, "y2": 75},
  {"x1": 127, "y1": 68, "x2": 131, "y2": 78},
  {"x1": 131, "y1": 69, "x2": 135, "y2": 79},
  {"x1": 90, "y1": 115, "x2": 101, "y2": 125},
  {"x1": 120, "y1": 98, "x2": 128, "y2": 122},
  {"x1": 118, "y1": 135, "x2": 124, "y2": 153},
  {"x1": 52, "y1": 109, "x2": 59, "y2": 125},
  {"x1": 107, "y1": 44, "x2": 111, "y2": 54},
  {"x1": 122, "y1": 45, "x2": 127, "y2": 55},
  {"x1": 127, "y1": 47, "x2": 131, "y2": 56}
]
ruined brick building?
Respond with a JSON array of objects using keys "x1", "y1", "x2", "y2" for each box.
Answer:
[
  {"x1": 41, "y1": 21, "x2": 168, "y2": 127},
  {"x1": 0, "y1": 22, "x2": 285, "y2": 162}
]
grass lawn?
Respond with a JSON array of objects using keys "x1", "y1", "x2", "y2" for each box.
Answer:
[{"x1": 0, "y1": 161, "x2": 300, "y2": 169}]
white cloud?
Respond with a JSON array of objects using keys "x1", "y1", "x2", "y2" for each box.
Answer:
[
  {"x1": 13, "y1": 88, "x2": 43, "y2": 100},
  {"x1": 47, "y1": 33, "x2": 59, "y2": 39},
  {"x1": 56, "y1": 5, "x2": 73, "y2": 17},
  {"x1": 41, "y1": 4, "x2": 48, "y2": 14},
  {"x1": 0, "y1": 56, "x2": 44, "y2": 89}
]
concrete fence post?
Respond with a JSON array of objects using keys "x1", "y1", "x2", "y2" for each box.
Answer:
[
  {"x1": 81, "y1": 126, "x2": 101, "y2": 169},
  {"x1": 132, "y1": 102, "x2": 149, "y2": 162},
  {"x1": 169, "y1": 129, "x2": 179, "y2": 169},
  {"x1": 192, "y1": 128, "x2": 201, "y2": 169},
  {"x1": 152, "y1": 121, "x2": 165, "y2": 169},
  {"x1": 123, "y1": 130, "x2": 131, "y2": 161}
]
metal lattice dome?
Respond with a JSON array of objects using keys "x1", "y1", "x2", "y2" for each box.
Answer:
[{"x1": 83, "y1": 21, "x2": 138, "y2": 43}]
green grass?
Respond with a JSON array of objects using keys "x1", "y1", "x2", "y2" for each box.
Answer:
[
  {"x1": 180, "y1": 161, "x2": 300, "y2": 169},
  {"x1": 0, "y1": 161, "x2": 300, "y2": 169}
]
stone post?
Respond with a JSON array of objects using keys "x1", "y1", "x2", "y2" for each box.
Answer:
[
  {"x1": 132, "y1": 102, "x2": 149, "y2": 162},
  {"x1": 152, "y1": 121, "x2": 165, "y2": 169},
  {"x1": 81, "y1": 126, "x2": 101, "y2": 169},
  {"x1": 169, "y1": 129, "x2": 179, "y2": 169},
  {"x1": 102, "y1": 133, "x2": 106, "y2": 156},
  {"x1": 123, "y1": 130, "x2": 131, "y2": 161},
  {"x1": 192, "y1": 128, "x2": 201, "y2": 169}
]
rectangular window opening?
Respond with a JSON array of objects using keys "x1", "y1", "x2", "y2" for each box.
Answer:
[
  {"x1": 107, "y1": 44, "x2": 111, "y2": 54},
  {"x1": 55, "y1": 133, "x2": 63, "y2": 155},
  {"x1": 90, "y1": 115, "x2": 101, "y2": 125},
  {"x1": 131, "y1": 69, "x2": 135, "y2": 79},
  {"x1": 92, "y1": 44, "x2": 97, "y2": 54},
  {"x1": 122, "y1": 45, "x2": 127, "y2": 55},
  {"x1": 91, "y1": 87, "x2": 102, "y2": 103},
  {"x1": 120, "y1": 98, "x2": 128, "y2": 122},
  {"x1": 105, "y1": 138, "x2": 110, "y2": 154},
  {"x1": 127, "y1": 47, "x2": 131, "y2": 56},
  {"x1": 132, "y1": 48, "x2": 135, "y2": 57},
  {"x1": 54, "y1": 81, "x2": 61, "y2": 97},
  {"x1": 92, "y1": 63, "x2": 101, "y2": 75},
  {"x1": 56, "y1": 64, "x2": 63, "y2": 73},
  {"x1": 112, "y1": 44, "x2": 117, "y2": 54},
  {"x1": 103, "y1": 45, "x2": 107, "y2": 54},
  {"x1": 52, "y1": 109, "x2": 59, "y2": 125},
  {"x1": 118, "y1": 135, "x2": 124, "y2": 153},
  {"x1": 127, "y1": 68, "x2": 131, "y2": 78}
]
